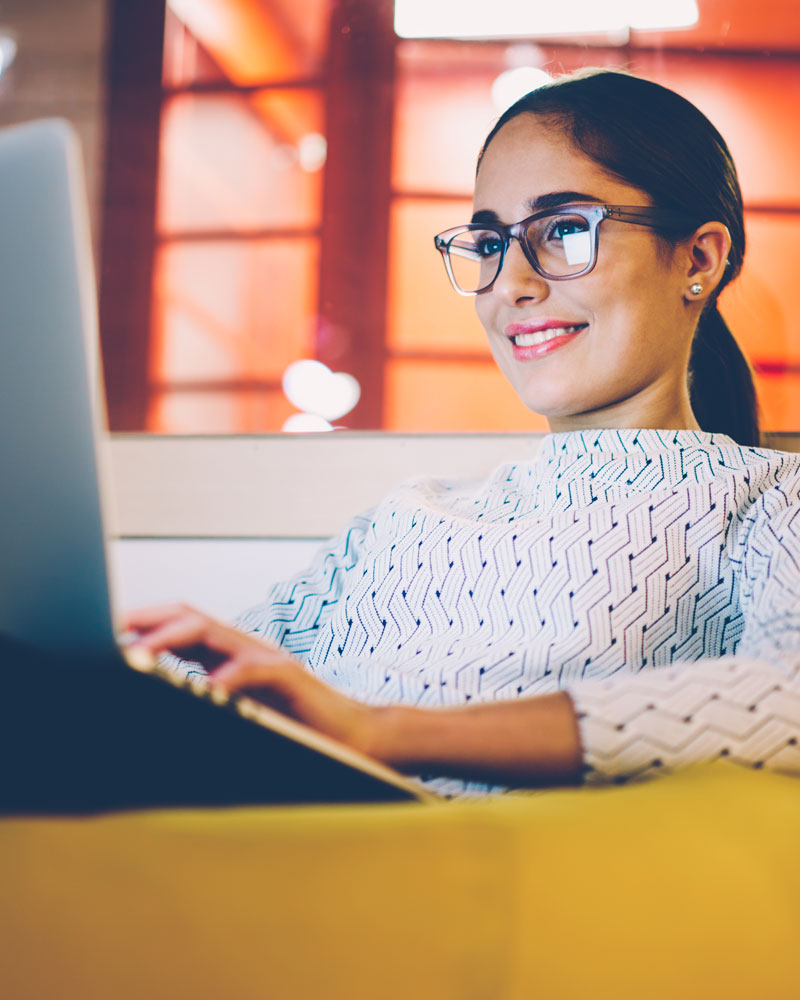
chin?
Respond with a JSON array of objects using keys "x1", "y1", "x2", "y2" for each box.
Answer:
[
  {"x1": 511, "y1": 379, "x2": 591, "y2": 421},
  {"x1": 512, "y1": 364, "x2": 635, "y2": 421}
]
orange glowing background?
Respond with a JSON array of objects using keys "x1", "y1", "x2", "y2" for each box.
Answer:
[{"x1": 150, "y1": 0, "x2": 800, "y2": 433}]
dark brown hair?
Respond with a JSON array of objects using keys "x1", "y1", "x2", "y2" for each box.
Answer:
[{"x1": 479, "y1": 69, "x2": 758, "y2": 445}]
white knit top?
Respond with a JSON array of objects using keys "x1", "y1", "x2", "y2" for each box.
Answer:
[{"x1": 235, "y1": 429, "x2": 800, "y2": 794}]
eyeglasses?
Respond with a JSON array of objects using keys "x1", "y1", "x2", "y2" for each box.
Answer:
[{"x1": 433, "y1": 203, "x2": 697, "y2": 296}]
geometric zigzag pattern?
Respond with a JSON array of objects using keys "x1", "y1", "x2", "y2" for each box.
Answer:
[
  {"x1": 235, "y1": 428, "x2": 800, "y2": 793},
  {"x1": 574, "y1": 655, "x2": 800, "y2": 783}
]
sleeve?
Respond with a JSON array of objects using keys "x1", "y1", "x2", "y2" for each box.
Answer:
[
  {"x1": 569, "y1": 475, "x2": 800, "y2": 784},
  {"x1": 232, "y1": 509, "x2": 375, "y2": 664},
  {"x1": 152, "y1": 510, "x2": 374, "y2": 681}
]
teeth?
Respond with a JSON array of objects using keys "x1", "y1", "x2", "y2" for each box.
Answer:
[{"x1": 513, "y1": 325, "x2": 584, "y2": 347}]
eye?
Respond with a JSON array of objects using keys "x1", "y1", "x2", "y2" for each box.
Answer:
[
  {"x1": 545, "y1": 214, "x2": 590, "y2": 242},
  {"x1": 473, "y1": 231, "x2": 504, "y2": 258}
]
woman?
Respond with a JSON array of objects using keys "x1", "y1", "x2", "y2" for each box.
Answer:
[{"x1": 125, "y1": 70, "x2": 800, "y2": 794}]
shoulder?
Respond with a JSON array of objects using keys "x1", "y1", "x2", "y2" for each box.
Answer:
[
  {"x1": 720, "y1": 442, "x2": 800, "y2": 564},
  {"x1": 696, "y1": 435, "x2": 800, "y2": 504}
]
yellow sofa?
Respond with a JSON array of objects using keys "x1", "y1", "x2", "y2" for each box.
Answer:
[{"x1": 2, "y1": 763, "x2": 798, "y2": 1000}]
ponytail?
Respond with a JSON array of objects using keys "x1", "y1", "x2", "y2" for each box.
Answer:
[{"x1": 688, "y1": 303, "x2": 760, "y2": 446}]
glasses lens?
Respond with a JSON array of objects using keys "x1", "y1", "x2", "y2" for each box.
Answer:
[
  {"x1": 525, "y1": 212, "x2": 594, "y2": 277},
  {"x1": 445, "y1": 228, "x2": 504, "y2": 293}
]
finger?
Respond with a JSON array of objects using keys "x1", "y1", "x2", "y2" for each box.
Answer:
[
  {"x1": 120, "y1": 603, "x2": 198, "y2": 634},
  {"x1": 211, "y1": 658, "x2": 291, "y2": 690},
  {"x1": 130, "y1": 614, "x2": 241, "y2": 658},
  {"x1": 210, "y1": 659, "x2": 302, "y2": 717}
]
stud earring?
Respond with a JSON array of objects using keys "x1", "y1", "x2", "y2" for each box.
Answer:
[{"x1": 689, "y1": 283, "x2": 703, "y2": 296}]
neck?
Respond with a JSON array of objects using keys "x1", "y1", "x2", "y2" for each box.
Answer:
[{"x1": 546, "y1": 375, "x2": 699, "y2": 434}]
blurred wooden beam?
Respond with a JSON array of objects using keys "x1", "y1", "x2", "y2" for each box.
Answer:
[
  {"x1": 99, "y1": 0, "x2": 165, "y2": 430},
  {"x1": 317, "y1": 0, "x2": 396, "y2": 428},
  {"x1": 167, "y1": 0, "x2": 309, "y2": 82}
]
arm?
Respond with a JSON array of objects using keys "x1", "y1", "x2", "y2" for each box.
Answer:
[
  {"x1": 122, "y1": 476, "x2": 800, "y2": 787},
  {"x1": 570, "y1": 654, "x2": 800, "y2": 782},
  {"x1": 122, "y1": 604, "x2": 583, "y2": 785},
  {"x1": 568, "y1": 473, "x2": 800, "y2": 783},
  {"x1": 367, "y1": 692, "x2": 583, "y2": 785},
  {"x1": 122, "y1": 599, "x2": 800, "y2": 786}
]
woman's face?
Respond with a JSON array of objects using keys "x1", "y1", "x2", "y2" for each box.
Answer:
[{"x1": 473, "y1": 114, "x2": 698, "y2": 431}]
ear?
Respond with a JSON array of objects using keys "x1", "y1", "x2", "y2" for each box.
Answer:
[{"x1": 681, "y1": 222, "x2": 732, "y2": 304}]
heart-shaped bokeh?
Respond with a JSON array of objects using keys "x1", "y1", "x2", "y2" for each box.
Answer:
[{"x1": 282, "y1": 360, "x2": 361, "y2": 421}]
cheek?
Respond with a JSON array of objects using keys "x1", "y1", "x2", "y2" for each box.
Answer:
[
  {"x1": 473, "y1": 294, "x2": 494, "y2": 333},
  {"x1": 585, "y1": 294, "x2": 686, "y2": 388},
  {"x1": 581, "y1": 268, "x2": 659, "y2": 338}
]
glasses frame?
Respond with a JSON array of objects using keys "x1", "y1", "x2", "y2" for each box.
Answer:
[{"x1": 433, "y1": 203, "x2": 698, "y2": 296}]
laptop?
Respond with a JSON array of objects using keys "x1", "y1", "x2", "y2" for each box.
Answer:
[{"x1": 0, "y1": 118, "x2": 430, "y2": 810}]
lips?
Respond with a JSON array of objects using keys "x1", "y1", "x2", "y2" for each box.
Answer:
[
  {"x1": 505, "y1": 320, "x2": 588, "y2": 348},
  {"x1": 502, "y1": 320, "x2": 588, "y2": 361}
]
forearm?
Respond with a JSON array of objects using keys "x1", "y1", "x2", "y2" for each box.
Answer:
[{"x1": 367, "y1": 691, "x2": 584, "y2": 786}]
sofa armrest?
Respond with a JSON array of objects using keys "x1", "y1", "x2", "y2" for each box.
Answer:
[{"x1": 2, "y1": 764, "x2": 798, "y2": 1000}]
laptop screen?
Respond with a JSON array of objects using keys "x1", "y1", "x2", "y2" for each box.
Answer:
[{"x1": 0, "y1": 119, "x2": 119, "y2": 662}]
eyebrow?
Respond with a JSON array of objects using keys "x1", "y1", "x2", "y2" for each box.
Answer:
[{"x1": 470, "y1": 191, "x2": 603, "y2": 225}]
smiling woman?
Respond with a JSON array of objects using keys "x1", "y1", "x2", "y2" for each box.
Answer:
[
  {"x1": 127, "y1": 70, "x2": 800, "y2": 797},
  {"x1": 466, "y1": 70, "x2": 755, "y2": 443}
]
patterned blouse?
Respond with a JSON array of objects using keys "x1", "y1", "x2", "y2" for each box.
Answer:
[{"x1": 235, "y1": 428, "x2": 800, "y2": 795}]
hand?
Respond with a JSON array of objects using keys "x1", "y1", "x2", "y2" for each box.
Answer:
[
  {"x1": 121, "y1": 604, "x2": 380, "y2": 757},
  {"x1": 121, "y1": 606, "x2": 582, "y2": 784}
]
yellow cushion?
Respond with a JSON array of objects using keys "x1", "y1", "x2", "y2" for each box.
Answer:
[{"x1": 1, "y1": 764, "x2": 798, "y2": 999}]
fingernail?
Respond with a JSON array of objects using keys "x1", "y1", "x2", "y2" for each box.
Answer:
[{"x1": 124, "y1": 644, "x2": 156, "y2": 672}]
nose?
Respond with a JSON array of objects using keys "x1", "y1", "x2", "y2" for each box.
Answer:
[{"x1": 490, "y1": 237, "x2": 550, "y2": 304}]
